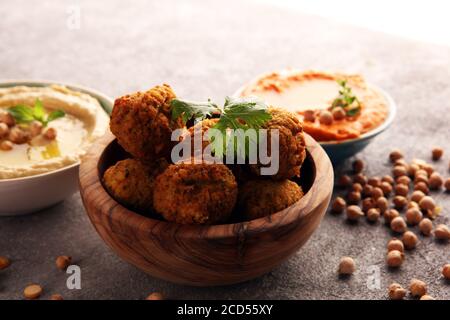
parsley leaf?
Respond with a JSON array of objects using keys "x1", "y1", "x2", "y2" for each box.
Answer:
[
  {"x1": 331, "y1": 80, "x2": 361, "y2": 116},
  {"x1": 7, "y1": 99, "x2": 65, "y2": 127},
  {"x1": 171, "y1": 99, "x2": 220, "y2": 125}
]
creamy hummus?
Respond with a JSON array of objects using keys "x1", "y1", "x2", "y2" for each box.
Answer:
[
  {"x1": 0, "y1": 85, "x2": 109, "y2": 179},
  {"x1": 239, "y1": 70, "x2": 389, "y2": 142}
]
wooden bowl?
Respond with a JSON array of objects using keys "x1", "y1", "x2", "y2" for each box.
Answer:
[{"x1": 79, "y1": 131, "x2": 334, "y2": 286}]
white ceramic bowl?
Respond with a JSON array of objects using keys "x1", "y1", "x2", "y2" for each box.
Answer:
[{"x1": 0, "y1": 80, "x2": 113, "y2": 216}]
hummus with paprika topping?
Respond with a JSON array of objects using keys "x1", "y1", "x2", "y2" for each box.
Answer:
[{"x1": 238, "y1": 70, "x2": 389, "y2": 142}]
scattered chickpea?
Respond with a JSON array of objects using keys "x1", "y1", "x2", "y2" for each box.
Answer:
[
  {"x1": 445, "y1": 178, "x2": 450, "y2": 192},
  {"x1": 367, "y1": 177, "x2": 381, "y2": 188},
  {"x1": 50, "y1": 294, "x2": 64, "y2": 300},
  {"x1": 407, "y1": 201, "x2": 419, "y2": 209},
  {"x1": 419, "y1": 196, "x2": 435, "y2": 211},
  {"x1": 414, "y1": 182, "x2": 429, "y2": 194},
  {"x1": 353, "y1": 173, "x2": 367, "y2": 186},
  {"x1": 380, "y1": 182, "x2": 392, "y2": 196},
  {"x1": 0, "y1": 122, "x2": 9, "y2": 138},
  {"x1": 338, "y1": 175, "x2": 352, "y2": 188},
  {"x1": 338, "y1": 257, "x2": 356, "y2": 275},
  {"x1": 382, "y1": 175, "x2": 394, "y2": 185},
  {"x1": 391, "y1": 216, "x2": 407, "y2": 233},
  {"x1": 384, "y1": 209, "x2": 400, "y2": 224},
  {"x1": 393, "y1": 196, "x2": 408, "y2": 210},
  {"x1": 386, "y1": 250, "x2": 404, "y2": 267},
  {"x1": 410, "y1": 190, "x2": 425, "y2": 203},
  {"x1": 405, "y1": 208, "x2": 423, "y2": 226},
  {"x1": 419, "y1": 218, "x2": 433, "y2": 236},
  {"x1": 376, "y1": 197, "x2": 389, "y2": 213},
  {"x1": 389, "y1": 149, "x2": 403, "y2": 163},
  {"x1": 352, "y1": 183, "x2": 363, "y2": 193},
  {"x1": 56, "y1": 256, "x2": 72, "y2": 270},
  {"x1": 395, "y1": 184, "x2": 409, "y2": 197},
  {"x1": 331, "y1": 197, "x2": 346, "y2": 213},
  {"x1": 352, "y1": 159, "x2": 364, "y2": 174},
  {"x1": 393, "y1": 166, "x2": 407, "y2": 178},
  {"x1": 346, "y1": 205, "x2": 364, "y2": 221},
  {"x1": 303, "y1": 110, "x2": 315, "y2": 122},
  {"x1": 434, "y1": 224, "x2": 450, "y2": 240},
  {"x1": 408, "y1": 164, "x2": 420, "y2": 177},
  {"x1": 409, "y1": 279, "x2": 427, "y2": 297},
  {"x1": 146, "y1": 292, "x2": 164, "y2": 300},
  {"x1": 362, "y1": 184, "x2": 374, "y2": 197},
  {"x1": 361, "y1": 197, "x2": 375, "y2": 213},
  {"x1": 395, "y1": 158, "x2": 409, "y2": 168},
  {"x1": 415, "y1": 168, "x2": 429, "y2": 178},
  {"x1": 0, "y1": 111, "x2": 15, "y2": 127},
  {"x1": 414, "y1": 175, "x2": 429, "y2": 185},
  {"x1": 420, "y1": 295, "x2": 435, "y2": 300},
  {"x1": 24, "y1": 284, "x2": 43, "y2": 300},
  {"x1": 0, "y1": 140, "x2": 13, "y2": 151},
  {"x1": 332, "y1": 107, "x2": 346, "y2": 121},
  {"x1": 388, "y1": 283, "x2": 407, "y2": 300},
  {"x1": 442, "y1": 264, "x2": 450, "y2": 280},
  {"x1": 428, "y1": 172, "x2": 443, "y2": 190},
  {"x1": 387, "y1": 238, "x2": 404, "y2": 252},
  {"x1": 0, "y1": 256, "x2": 11, "y2": 270},
  {"x1": 431, "y1": 147, "x2": 444, "y2": 161},
  {"x1": 423, "y1": 163, "x2": 435, "y2": 176},
  {"x1": 366, "y1": 208, "x2": 380, "y2": 222},
  {"x1": 402, "y1": 231, "x2": 419, "y2": 249},
  {"x1": 371, "y1": 187, "x2": 384, "y2": 200},
  {"x1": 347, "y1": 190, "x2": 361, "y2": 204},
  {"x1": 44, "y1": 127, "x2": 57, "y2": 140},
  {"x1": 396, "y1": 176, "x2": 411, "y2": 185}
]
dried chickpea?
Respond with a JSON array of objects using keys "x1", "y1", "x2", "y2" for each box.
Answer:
[
  {"x1": 353, "y1": 173, "x2": 367, "y2": 186},
  {"x1": 393, "y1": 166, "x2": 407, "y2": 178},
  {"x1": 431, "y1": 147, "x2": 444, "y2": 161},
  {"x1": 419, "y1": 218, "x2": 433, "y2": 236},
  {"x1": 380, "y1": 182, "x2": 392, "y2": 196},
  {"x1": 420, "y1": 295, "x2": 435, "y2": 300},
  {"x1": 303, "y1": 110, "x2": 315, "y2": 122},
  {"x1": 0, "y1": 256, "x2": 11, "y2": 270},
  {"x1": 24, "y1": 284, "x2": 43, "y2": 300},
  {"x1": 442, "y1": 264, "x2": 450, "y2": 280},
  {"x1": 434, "y1": 224, "x2": 450, "y2": 240},
  {"x1": 361, "y1": 197, "x2": 375, "y2": 213},
  {"x1": 331, "y1": 197, "x2": 346, "y2": 213},
  {"x1": 362, "y1": 184, "x2": 374, "y2": 197},
  {"x1": 50, "y1": 294, "x2": 64, "y2": 300},
  {"x1": 388, "y1": 283, "x2": 406, "y2": 300},
  {"x1": 338, "y1": 175, "x2": 352, "y2": 188},
  {"x1": 366, "y1": 208, "x2": 380, "y2": 222},
  {"x1": 382, "y1": 175, "x2": 394, "y2": 185},
  {"x1": 376, "y1": 197, "x2": 389, "y2": 213},
  {"x1": 419, "y1": 196, "x2": 435, "y2": 211},
  {"x1": 352, "y1": 183, "x2": 363, "y2": 193},
  {"x1": 387, "y1": 239, "x2": 404, "y2": 252},
  {"x1": 407, "y1": 201, "x2": 419, "y2": 209},
  {"x1": 146, "y1": 292, "x2": 164, "y2": 300},
  {"x1": 395, "y1": 158, "x2": 409, "y2": 168},
  {"x1": 367, "y1": 177, "x2": 381, "y2": 188},
  {"x1": 423, "y1": 163, "x2": 434, "y2": 176},
  {"x1": 347, "y1": 191, "x2": 361, "y2": 204},
  {"x1": 408, "y1": 164, "x2": 420, "y2": 177},
  {"x1": 415, "y1": 168, "x2": 429, "y2": 178},
  {"x1": 393, "y1": 196, "x2": 407, "y2": 210},
  {"x1": 391, "y1": 217, "x2": 407, "y2": 233},
  {"x1": 405, "y1": 208, "x2": 423, "y2": 226},
  {"x1": 410, "y1": 190, "x2": 425, "y2": 203},
  {"x1": 384, "y1": 209, "x2": 400, "y2": 224},
  {"x1": 414, "y1": 182, "x2": 429, "y2": 194},
  {"x1": 409, "y1": 279, "x2": 427, "y2": 297},
  {"x1": 346, "y1": 205, "x2": 364, "y2": 221},
  {"x1": 445, "y1": 178, "x2": 450, "y2": 192},
  {"x1": 371, "y1": 187, "x2": 384, "y2": 200},
  {"x1": 352, "y1": 159, "x2": 364, "y2": 174},
  {"x1": 395, "y1": 184, "x2": 409, "y2": 197},
  {"x1": 389, "y1": 149, "x2": 403, "y2": 163},
  {"x1": 396, "y1": 176, "x2": 411, "y2": 185},
  {"x1": 332, "y1": 107, "x2": 346, "y2": 120},
  {"x1": 338, "y1": 257, "x2": 356, "y2": 275},
  {"x1": 386, "y1": 250, "x2": 404, "y2": 267},
  {"x1": 429, "y1": 172, "x2": 443, "y2": 190},
  {"x1": 56, "y1": 256, "x2": 71, "y2": 270},
  {"x1": 402, "y1": 231, "x2": 419, "y2": 249}
]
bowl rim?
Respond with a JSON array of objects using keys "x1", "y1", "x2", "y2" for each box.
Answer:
[
  {"x1": 232, "y1": 71, "x2": 397, "y2": 146},
  {"x1": 79, "y1": 132, "x2": 334, "y2": 240},
  {"x1": 0, "y1": 79, "x2": 114, "y2": 184}
]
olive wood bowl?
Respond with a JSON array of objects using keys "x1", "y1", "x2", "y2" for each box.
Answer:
[{"x1": 79, "y1": 131, "x2": 334, "y2": 286}]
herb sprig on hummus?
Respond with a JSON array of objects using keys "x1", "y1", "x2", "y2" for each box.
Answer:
[
  {"x1": 331, "y1": 80, "x2": 361, "y2": 116},
  {"x1": 8, "y1": 99, "x2": 65, "y2": 127}
]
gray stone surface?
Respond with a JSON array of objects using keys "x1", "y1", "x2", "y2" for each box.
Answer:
[{"x1": 1, "y1": 0, "x2": 449, "y2": 300}]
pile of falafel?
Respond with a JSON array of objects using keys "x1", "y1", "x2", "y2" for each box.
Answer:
[{"x1": 103, "y1": 84, "x2": 308, "y2": 225}]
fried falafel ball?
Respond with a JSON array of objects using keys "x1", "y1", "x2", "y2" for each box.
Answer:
[
  {"x1": 237, "y1": 179, "x2": 303, "y2": 221},
  {"x1": 250, "y1": 107, "x2": 306, "y2": 180},
  {"x1": 184, "y1": 118, "x2": 219, "y2": 157},
  {"x1": 103, "y1": 158, "x2": 168, "y2": 212},
  {"x1": 110, "y1": 84, "x2": 184, "y2": 162},
  {"x1": 153, "y1": 161, "x2": 238, "y2": 224}
]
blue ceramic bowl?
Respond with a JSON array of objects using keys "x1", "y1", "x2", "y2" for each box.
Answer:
[{"x1": 320, "y1": 86, "x2": 396, "y2": 164}]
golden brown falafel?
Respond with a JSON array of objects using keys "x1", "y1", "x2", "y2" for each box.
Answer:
[
  {"x1": 237, "y1": 179, "x2": 303, "y2": 221},
  {"x1": 184, "y1": 118, "x2": 219, "y2": 157},
  {"x1": 250, "y1": 107, "x2": 306, "y2": 180},
  {"x1": 110, "y1": 84, "x2": 184, "y2": 162},
  {"x1": 153, "y1": 161, "x2": 238, "y2": 224},
  {"x1": 103, "y1": 158, "x2": 168, "y2": 212}
]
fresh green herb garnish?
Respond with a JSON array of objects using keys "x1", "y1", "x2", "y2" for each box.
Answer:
[
  {"x1": 7, "y1": 99, "x2": 65, "y2": 127},
  {"x1": 331, "y1": 79, "x2": 361, "y2": 116},
  {"x1": 171, "y1": 96, "x2": 271, "y2": 158}
]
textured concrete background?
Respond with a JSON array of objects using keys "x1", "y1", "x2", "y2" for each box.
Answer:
[{"x1": 1, "y1": 0, "x2": 449, "y2": 300}]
